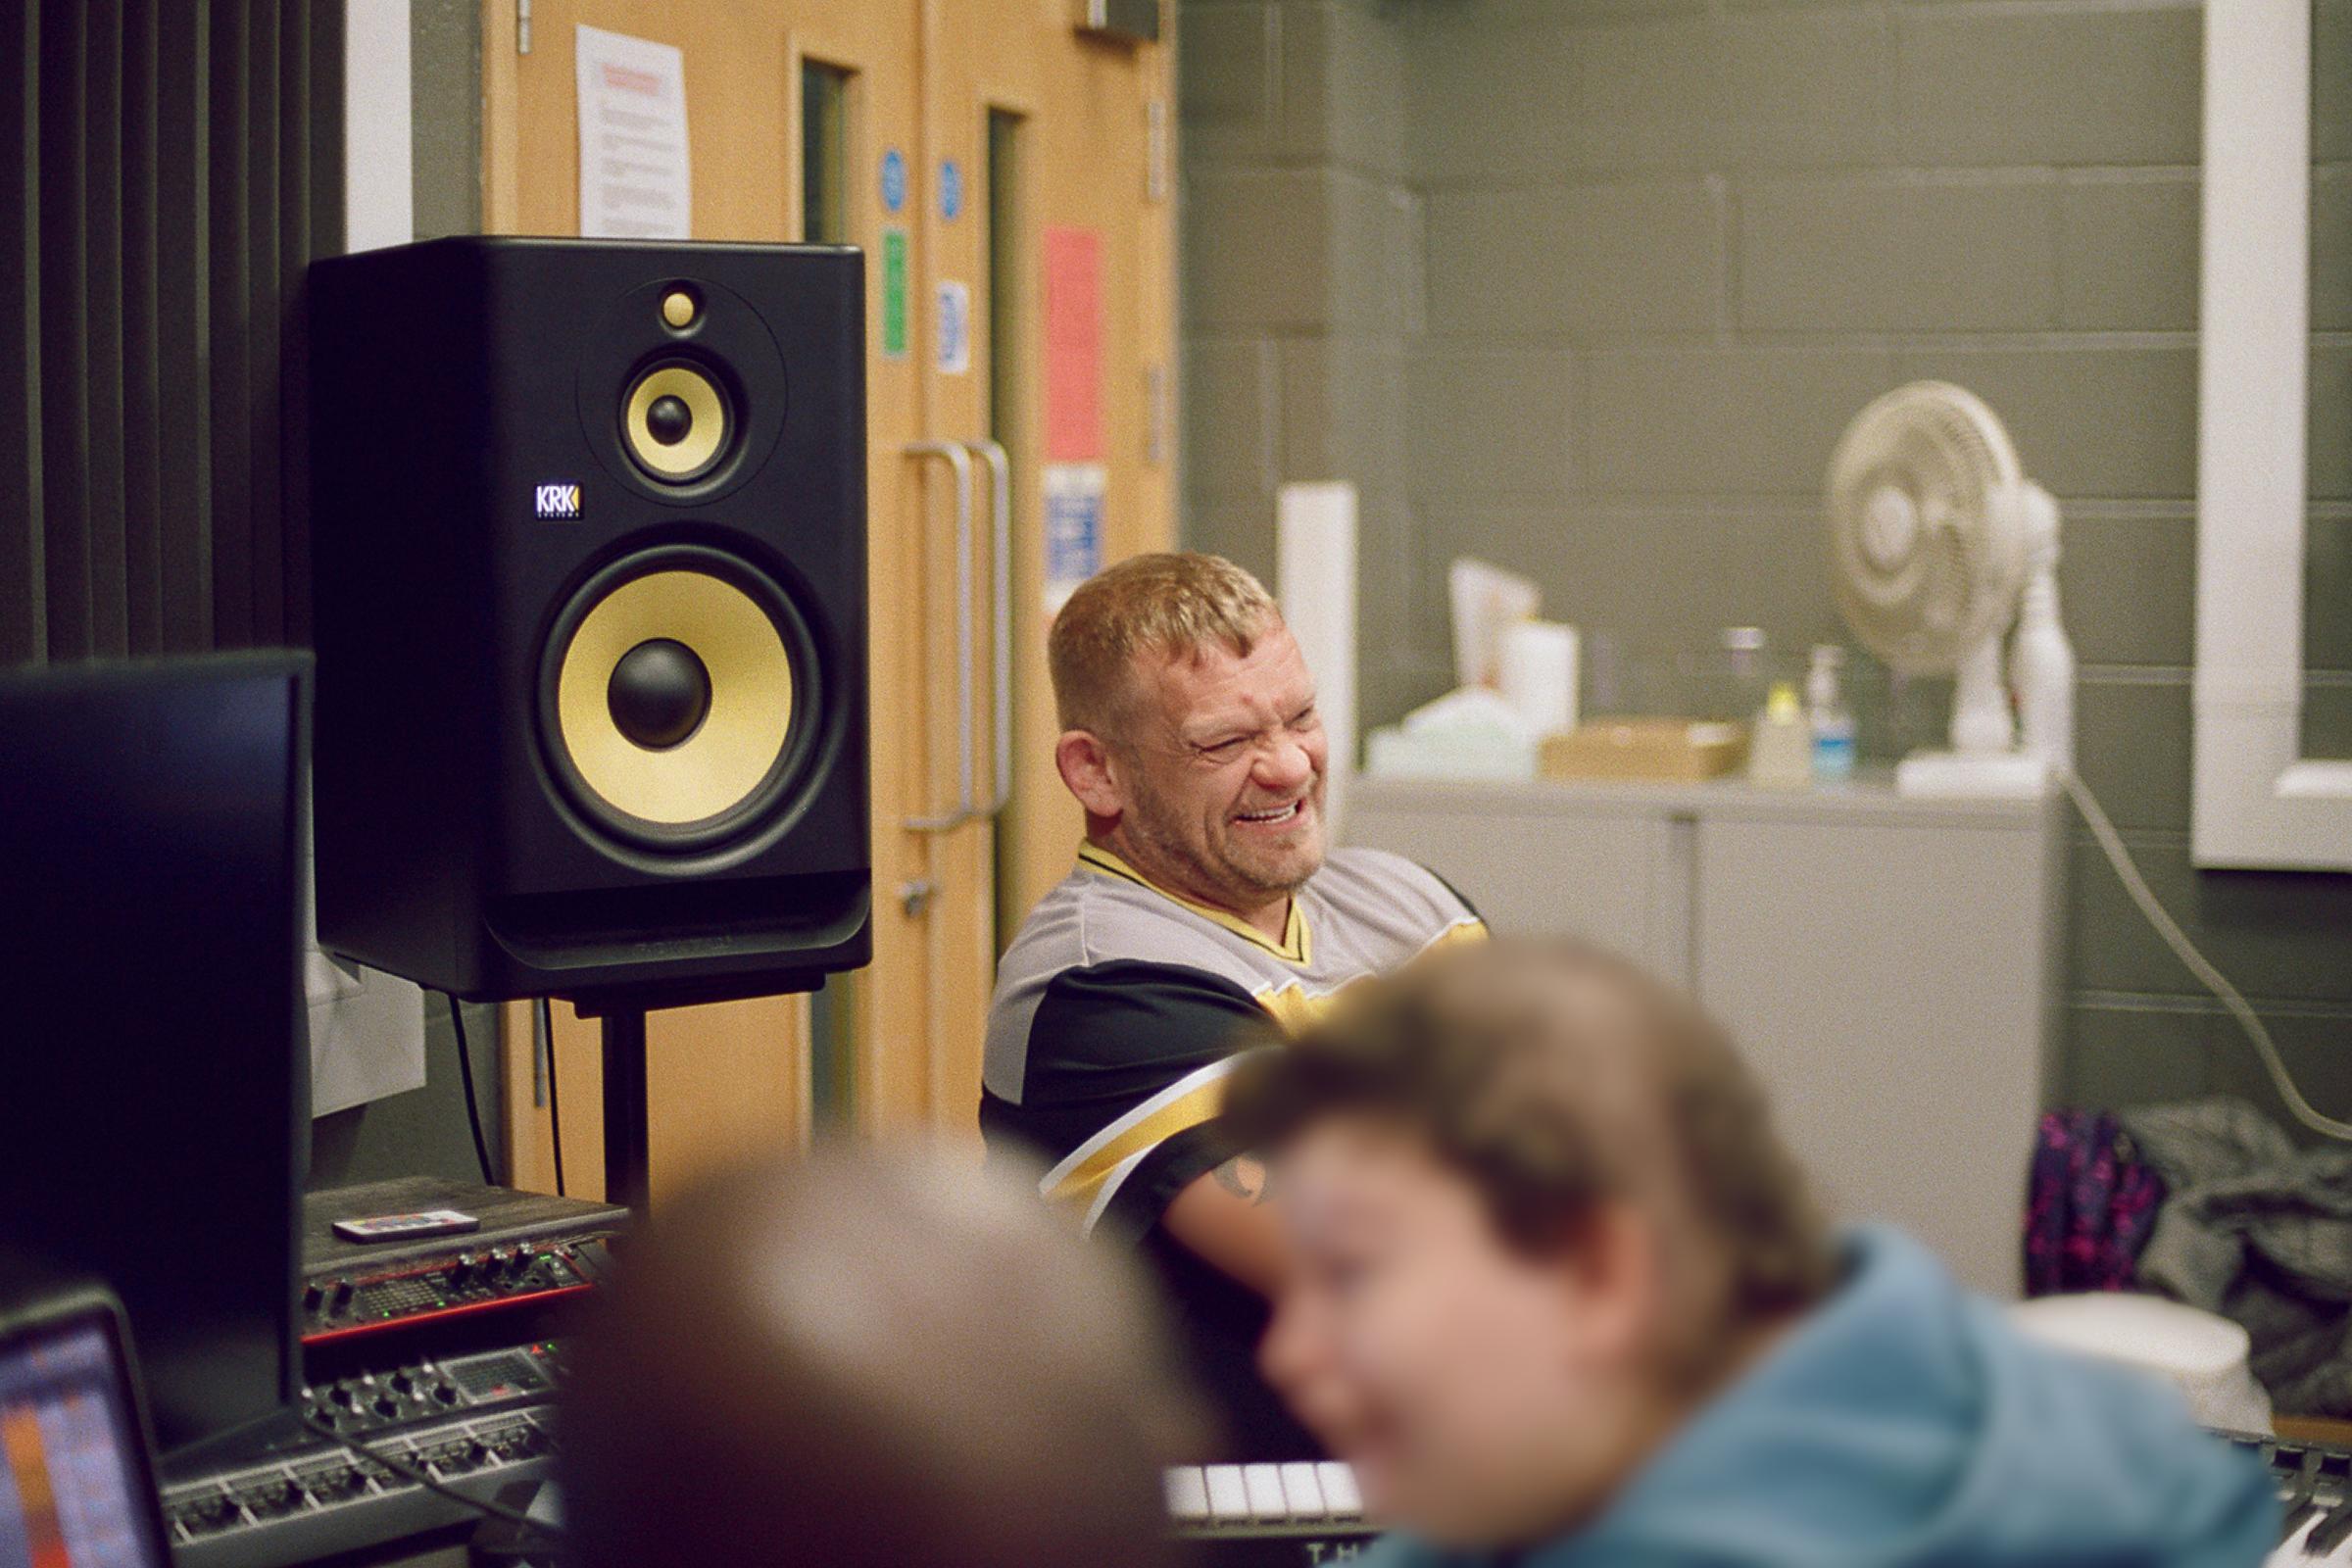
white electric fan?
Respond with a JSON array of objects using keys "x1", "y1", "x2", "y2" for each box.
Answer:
[{"x1": 1826, "y1": 381, "x2": 2075, "y2": 797}]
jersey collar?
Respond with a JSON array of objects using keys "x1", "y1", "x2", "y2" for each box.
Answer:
[{"x1": 1076, "y1": 842, "x2": 1311, "y2": 966}]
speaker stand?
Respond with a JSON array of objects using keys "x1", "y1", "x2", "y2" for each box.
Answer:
[{"x1": 599, "y1": 1009, "x2": 653, "y2": 1215}]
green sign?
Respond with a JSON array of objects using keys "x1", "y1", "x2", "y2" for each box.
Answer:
[{"x1": 880, "y1": 226, "x2": 908, "y2": 360}]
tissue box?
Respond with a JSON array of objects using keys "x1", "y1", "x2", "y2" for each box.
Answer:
[
  {"x1": 1366, "y1": 723, "x2": 1538, "y2": 782},
  {"x1": 1541, "y1": 720, "x2": 1748, "y2": 782}
]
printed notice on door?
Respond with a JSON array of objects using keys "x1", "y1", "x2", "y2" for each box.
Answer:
[{"x1": 575, "y1": 25, "x2": 691, "y2": 239}]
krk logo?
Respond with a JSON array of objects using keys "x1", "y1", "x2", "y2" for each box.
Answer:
[{"x1": 534, "y1": 483, "x2": 582, "y2": 520}]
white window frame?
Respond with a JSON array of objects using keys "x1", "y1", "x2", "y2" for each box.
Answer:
[{"x1": 2194, "y1": 0, "x2": 2352, "y2": 869}]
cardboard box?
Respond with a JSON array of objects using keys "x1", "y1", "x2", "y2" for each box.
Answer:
[{"x1": 1541, "y1": 720, "x2": 1749, "y2": 782}]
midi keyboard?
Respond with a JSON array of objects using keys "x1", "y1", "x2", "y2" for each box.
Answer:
[{"x1": 1171, "y1": 1436, "x2": 2352, "y2": 1567}]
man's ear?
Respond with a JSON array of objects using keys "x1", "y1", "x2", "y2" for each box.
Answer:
[
  {"x1": 1055, "y1": 729, "x2": 1124, "y2": 821},
  {"x1": 1556, "y1": 1203, "x2": 1665, "y2": 1364}
]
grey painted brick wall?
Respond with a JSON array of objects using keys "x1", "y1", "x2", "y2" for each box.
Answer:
[{"x1": 1179, "y1": 0, "x2": 2352, "y2": 1133}]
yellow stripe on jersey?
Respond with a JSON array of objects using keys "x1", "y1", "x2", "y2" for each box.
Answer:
[
  {"x1": 1040, "y1": 911, "x2": 1486, "y2": 1220},
  {"x1": 1076, "y1": 843, "x2": 1312, "y2": 966},
  {"x1": 1039, "y1": 1056, "x2": 1240, "y2": 1210},
  {"x1": 1253, "y1": 916, "x2": 1486, "y2": 1032}
]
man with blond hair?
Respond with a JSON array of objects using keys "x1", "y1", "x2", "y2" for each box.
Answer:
[{"x1": 981, "y1": 552, "x2": 1484, "y2": 1458}]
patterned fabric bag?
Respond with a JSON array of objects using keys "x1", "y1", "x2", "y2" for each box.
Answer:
[{"x1": 2026, "y1": 1110, "x2": 2167, "y2": 1295}]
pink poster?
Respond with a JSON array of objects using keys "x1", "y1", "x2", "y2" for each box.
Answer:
[{"x1": 1043, "y1": 226, "x2": 1103, "y2": 463}]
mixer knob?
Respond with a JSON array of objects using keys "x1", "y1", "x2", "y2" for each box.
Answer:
[
  {"x1": 371, "y1": 1396, "x2": 398, "y2": 1419},
  {"x1": 390, "y1": 1370, "x2": 415, "y2": 1396},
  {"x1": 303, "y1": 1283, "x2": 323, "y2": 1311},
  {"x1": 330, "y1": 1386, "x2": 357, "y2": 1408},
  {"x1": 433, "y1": 1383, "x2": 461, "y2": 1405},
  {"x1": 330, "y1": 1279, "x2": 354, "y2": 1308}
]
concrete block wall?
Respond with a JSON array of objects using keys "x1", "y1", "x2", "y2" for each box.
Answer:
[
  {"x1": 1179, "y1": 0, "x2": 2352, "y2": 1129},
  {"x1": 1180, "y1": 0, "x2": 1432, "y2": 725}
]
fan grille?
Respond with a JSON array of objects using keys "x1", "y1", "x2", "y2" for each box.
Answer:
[{"x1": 1827, "y1": 381, "x2": 2029, "y2": 675}]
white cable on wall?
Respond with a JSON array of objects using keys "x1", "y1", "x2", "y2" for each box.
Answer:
[{"x1": 2060, "y1": 767, "x2": 2352, "y2": 1143}]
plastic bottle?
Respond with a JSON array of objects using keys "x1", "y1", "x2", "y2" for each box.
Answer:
[
  {"x1": 1719, "y1": 626, "x2": 1768, "y2": 722},
  {"x1": 1747, "y1": 680, "x2": 1811, "y2": 789},
  {"x1": 1806, "y1": 645, "x2": 1857, "y2": 783}
]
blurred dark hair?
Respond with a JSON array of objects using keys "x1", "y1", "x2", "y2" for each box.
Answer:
[
  {"x1": 562, "y1": 1141, "x2": 1199, "y2": 1568},
  {"x1": 1224, "y1": 936, "x2": 1835, "y2": 1322}
]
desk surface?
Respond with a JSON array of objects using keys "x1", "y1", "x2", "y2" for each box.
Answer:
[{"x1": 1351, "y1": 768, "x2": 2052, "y2": 829}]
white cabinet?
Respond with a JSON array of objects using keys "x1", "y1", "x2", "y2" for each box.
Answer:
[{"x1": 1348, "y1": 774, "x2": 2063, "y2": 1298}]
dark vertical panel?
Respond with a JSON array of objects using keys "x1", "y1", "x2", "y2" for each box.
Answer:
[
  {"x1": 35, "y1": 0, "x2": 89, "y2": 660},
  {"x1": 82, "y1": 0, "x2": 127, "y2": 657},
  {"x1": 206, "y1": 0, "x2": 251, "y2": 647},
  {"x1": 119, "y1": 0, "x2": 161, "y2": 654},
  {"x1": 8, "y1": 0, "x2": 331, "y2": 667},
  {"x1": 244, "y1": 0, "x2": 281, "y2": 645},
  {"x1": 155, "y1": 0, "x2": 211, "y2": 653},
  {"x1": 275, "y1": 0, "x2": 309, "y2": 646},
  {"x1": 307, "y1": 0, "x2": 342, "y2": 267},
  {"x1": 0, "y1": 0, "x2": 42, "y2": 665}
]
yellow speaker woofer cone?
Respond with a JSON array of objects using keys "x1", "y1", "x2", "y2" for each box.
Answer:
[
  {"x1": 622, "y1": 360, "x2": 731, "y2": 482},
  {"x1": 539, "y1": 547, "x2": 816, "y2": 856}
]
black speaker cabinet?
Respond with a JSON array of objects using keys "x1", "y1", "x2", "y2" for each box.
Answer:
[{"x1": 309, "y1": 236, "x2": 869, "y2": 1009}]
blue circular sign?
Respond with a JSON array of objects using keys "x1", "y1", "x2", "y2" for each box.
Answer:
[
  {"x1": 880, "y1": 148, "x2": 906, "y2": 214},
  {"x1": 940, "y1": 160, "x2": 962, "y2": 220}
]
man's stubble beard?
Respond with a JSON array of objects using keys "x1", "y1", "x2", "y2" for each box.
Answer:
[{"x1": 1121, "y1": 766, "x2": 1326, "y2": 907}]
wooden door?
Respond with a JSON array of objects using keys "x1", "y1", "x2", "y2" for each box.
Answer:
[
  {"x1": 928, "y1": 0, "x2": 1180, "y2": 952},
  {"x1": 479, "y1": 0, "x2": 1173, "y2": 1200}
]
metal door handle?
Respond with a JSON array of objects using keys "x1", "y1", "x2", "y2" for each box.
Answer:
[
  {"x1": 904, "y1": 440, "x2": 975, "y2": 832},
  {"x1": 962, "y1": 440, "x2": 1013, "y2": 818}
]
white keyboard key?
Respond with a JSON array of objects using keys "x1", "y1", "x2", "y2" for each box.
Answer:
[
  {"x1": 1163, "y1": 1466, "x2": 1209, "y2": 1524},
  {"x1": 1203, "y1": 1464, "x2": 1250, "y2": 1524},
  {"x1": 1242, "y1": 1463, "x2": 1286, "y2": 1521},
  {"x1": 1317, "y1": 1460, "x2": 1364, "y2": 1518},
  {"x1": 2312, "y1": 1510, "x2": 2352, "y2": 1565},
  {"x1": 1278, "y1": 1460, "x2": 1326, "y2": 1518},
  {"x1": 2269, "y1": 1512, "x2": 2323, "y2": 1567}
]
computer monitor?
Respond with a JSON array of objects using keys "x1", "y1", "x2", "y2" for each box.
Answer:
[
  {"x1": 0, "y1": 1260, "x2": 172, "y2": 1568},
  {"x1": 0, "y1": 654, "x2": 309, "y2": 1453}
]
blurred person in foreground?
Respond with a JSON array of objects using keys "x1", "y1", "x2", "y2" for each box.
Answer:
[
  {"x1": 562, "y1": 1143, "x2": 1197, "y2": 1568},
  {"x1": 1223, "y1": 936, "x2": 2278, "y2": 1568}
]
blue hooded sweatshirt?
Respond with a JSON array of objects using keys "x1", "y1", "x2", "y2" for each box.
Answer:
[{"x1": 1365, "y1": 1226, "x2": 2279, "y2": 1568}]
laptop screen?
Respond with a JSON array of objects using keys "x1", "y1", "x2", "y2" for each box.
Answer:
[{"x1": 0, "y1": 1314, "x2": 168, "y2": 1568}]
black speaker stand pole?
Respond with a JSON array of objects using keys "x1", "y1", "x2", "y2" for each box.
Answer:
[{"x1": 599, "y1": 1008, "x2": 653, "y2": 1216}]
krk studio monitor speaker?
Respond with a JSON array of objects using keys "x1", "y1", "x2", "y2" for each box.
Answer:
[{"x1": 309, "y1": 236, "x2": 870, "y2": 1009}]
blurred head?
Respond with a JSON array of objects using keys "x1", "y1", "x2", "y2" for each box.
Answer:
[
  {"x1": 1223, "y1": 938, "x2": 1835, "y2": 1551},
  {"x1": 1049, "y1": 553, "x2": 1327, "y2": 919},
  {"x1": 563, "y1": 1143, "x2": 1198, "y2": 1568}
]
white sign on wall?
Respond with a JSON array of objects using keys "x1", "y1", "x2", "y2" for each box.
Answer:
[
  {"x1": 937, "y1": 280, "x2": 971, "y2": 375},
  {"x1": 575, "y1": 24, "x2": 691, "y2": 239},
  {"x1": 1043, "y1": 463, "x2": 1106, "y2": 614}
]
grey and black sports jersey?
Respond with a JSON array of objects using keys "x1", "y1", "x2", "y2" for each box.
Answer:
[{"x1": 979, "y1": 841, "x2": 1483, "y2": 1457}]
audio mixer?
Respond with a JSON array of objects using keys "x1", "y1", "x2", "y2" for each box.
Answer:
[
  {"x1": 163, "y1": 1346, "x2": 567, "y2": 1568},
  {"x1": 155, "y1": 1181, "x2": 624, "y2": 1568},
  {"x1": 301, "y1": 1177, "x2": 624, "y2": 1348}
]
